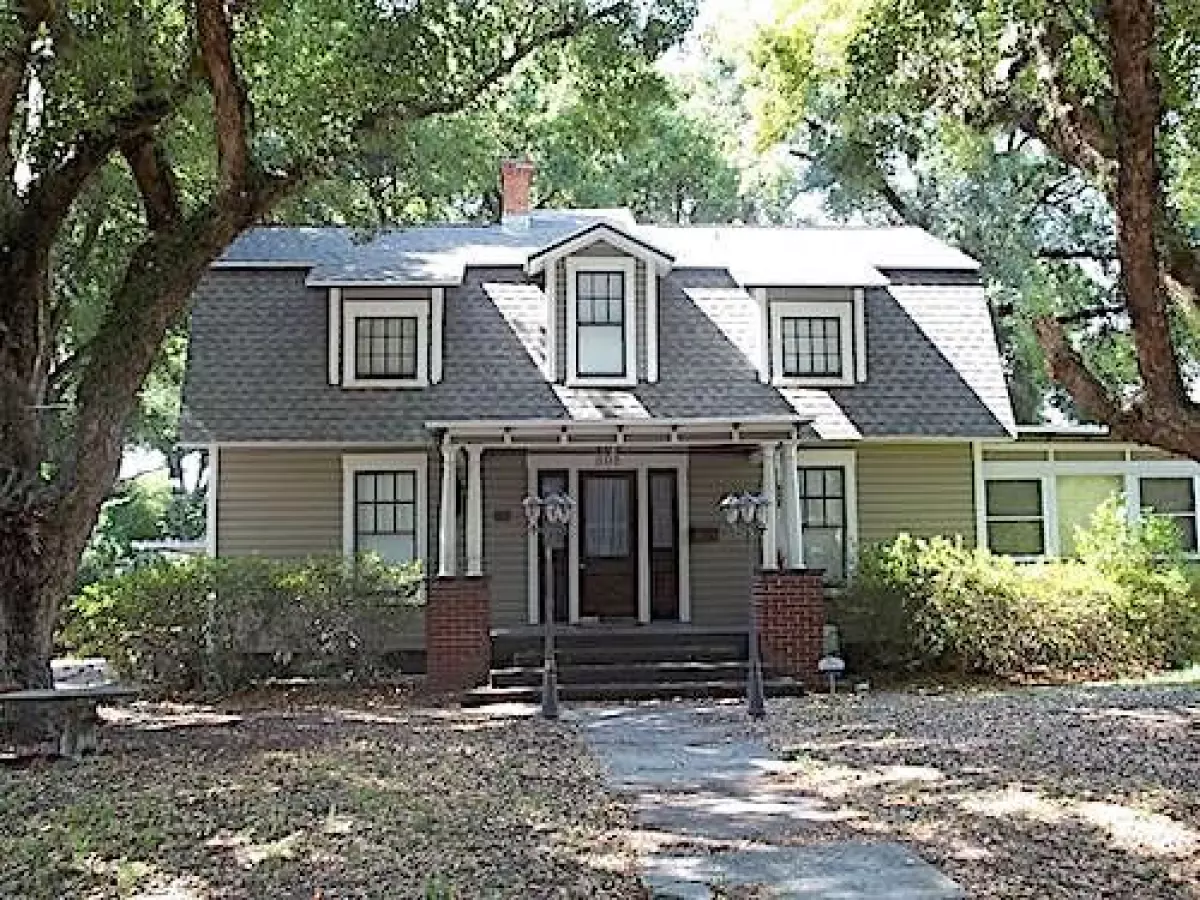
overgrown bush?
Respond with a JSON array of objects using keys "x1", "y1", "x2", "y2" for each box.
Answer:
[
  {"x1": 833, "y1": 499, "x2": 1200, "y2": 679},
  {"x1": 60, "y1": 555, "x2": 423, "y2": 693}
]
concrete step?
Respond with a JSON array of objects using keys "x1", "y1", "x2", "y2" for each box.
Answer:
[
  {"x1": 491, "y1": 660, "x2": 748, "y2": 689},
  {"x1": 504, "y1": 641, "x2": 748, "y2": 669},
  {"x1": 462, "y1": 677, "x2": 806, "y2": 706}
]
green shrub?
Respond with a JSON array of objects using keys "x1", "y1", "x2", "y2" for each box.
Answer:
[
  {"x1": 833, "y1": 500, "x2": 1200, "y2": 679},
  {"x1": 61, "y1": 555, "x2": 423, "y2": 693}
]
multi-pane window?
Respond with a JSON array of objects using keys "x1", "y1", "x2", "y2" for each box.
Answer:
[
  {"x1": 354, "y1": 470, "x2": 417, "y2": 564},
  {"x1": 781, "y1": 316, "x2": 842, "y2": 378},
  {"x1": 800, "y1": 467, "x2": 846, "y2": 580},
  {"x1": 576, "y1": 271, "x2": 626, "y2": 376},
  {"x1": 985, "y1": 479, "x2": 1046, "y2": 556},
  {"x1": 355, "y1": 316, "x2": 418, "y2": 380},
  {"x1": 1140, "y1": 477, "x2": 1198, "y2": 551}
]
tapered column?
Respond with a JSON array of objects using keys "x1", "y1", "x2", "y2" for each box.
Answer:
[
  {"x1": 760, "y1": 441, "x2": 779, "y2": 570},
  {"x1": 438, "y1": 439, "x2": 459, "y2": 577},
  {"x1": 781, "y1": 440, "x2": 804, "y2": 568},
  {"x1": 465, "y1": 446, "x2": 483, "y2": 577}
]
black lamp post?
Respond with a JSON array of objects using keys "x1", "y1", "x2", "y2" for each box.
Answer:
[
  {"x1": 522, "y1": 491, "x2": 575, "y2": 719},
  {"x1": 719, "y1": 490, "x2": 772, "y2": 719}
]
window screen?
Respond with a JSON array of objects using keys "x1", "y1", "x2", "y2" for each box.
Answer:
[
  {"x1": 1140, "y1": 477, "x2": 1198, "y2": 551},
  {"x1": 985, "y1": 479, "x2": 1045, "y2": 556}
]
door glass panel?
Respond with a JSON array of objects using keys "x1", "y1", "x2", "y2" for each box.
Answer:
[
  {"x1": 585, "y1": 476, "x2": 630, "y2": 557},
  {"x1": 650, "y1": 472, "x2": 675, "y2": 549}
]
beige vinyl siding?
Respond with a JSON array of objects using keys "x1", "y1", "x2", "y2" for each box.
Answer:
[
  {"x1": 687, "y1": 449, "x2": 757, "y2": 626},
  {"x1": 555, "y1": 241, "x2": 648, "y2": 382},
  {"x1": 856, "y1": 442, "x2": 976, "y2": 546},
  {"x1": 484, "y1": 451, "x2": 530, "y2": 626},
  {"x1": 217, "y1": 449, "x2": 343, "y2": 557}
]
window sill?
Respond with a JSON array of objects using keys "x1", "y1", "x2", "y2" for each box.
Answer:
[
  {"x1": 343, "y1": 378, "x2": 428, "y2": 389},
  {"x1": 565, "y1": 375, "x2": 638, "y2": 389},
  {"x1": 772, "y1": 375, "x2": 856, "y2": 389}
]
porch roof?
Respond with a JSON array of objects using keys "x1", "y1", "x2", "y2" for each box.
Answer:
[{"x1": 426, "y1": 415, "x2": 811, "y2": 446}]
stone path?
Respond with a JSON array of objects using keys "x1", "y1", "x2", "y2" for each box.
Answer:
[{"x1": 576, "y1": 703, "x2": 963, "y2": 900}]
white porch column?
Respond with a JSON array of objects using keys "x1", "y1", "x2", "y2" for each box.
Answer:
[
  {"x1": 438, "y1": 439, "x2": 459, "y2": 577},
  {"x1": 760, "y1": 441, "x2": 779, "y2": 570},
  {"x1": 465, "y1": 445, "x2": 483, "y2": 576},
  {"x1": 781, "y1": 440, "x2": 804, "y2": 568}
]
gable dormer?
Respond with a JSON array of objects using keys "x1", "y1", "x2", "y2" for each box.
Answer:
[{"x1": 526, "y1": 223, "x2": 673, "y2": 387}]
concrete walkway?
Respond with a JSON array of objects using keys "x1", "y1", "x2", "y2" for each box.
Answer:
[{"x1": 576, "y1": 704, "x2": 963, "y2": 900}]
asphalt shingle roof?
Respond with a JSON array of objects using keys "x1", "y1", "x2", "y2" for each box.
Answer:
[{"x1": 180, "y1": 260, "x2": 1015, "y2": 445}]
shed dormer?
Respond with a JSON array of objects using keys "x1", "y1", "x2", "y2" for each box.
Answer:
[{"x1": 526, "y1": 222, "x2": 673, "y2": 386}]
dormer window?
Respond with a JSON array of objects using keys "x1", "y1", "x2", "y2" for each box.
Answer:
[
  {"x1": 576, "y1": 271, "x2": 627, "y2": 377},
  {"x1": 781, "y1": 315, "x2": 843, "y2": 378},
  {"x1": 565, "y1": 256, "x2": 638, "y2": 386},
  {"x1": 355, "y1": 316, "x2": 419, "y2": 381},
  {"x1": 342, "y1": 298, "x2": 430, "y2": 388},
  {"x1": 769, "y1": 298, "x2": 857, "y2": 387}
]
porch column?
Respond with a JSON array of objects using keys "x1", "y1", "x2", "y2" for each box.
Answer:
[
  {"x1": 781, "y1": 440, "x2": 804, "y2": 568},
  {"x1": 760, "y1": 441, "x2": 779, "y2": 570},
  {"x1": 438, "y1": 438, "x2": 459, "y2": 577},
  {"x1": 465, "y1": 445, "x2": 483, "y2": 577}
]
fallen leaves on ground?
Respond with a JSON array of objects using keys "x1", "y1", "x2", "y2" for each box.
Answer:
[
  {"x1": 712, "y1": 683, "x2": 1200, "y2": 899},
  {"x1": 0, "y1": 687, "x2": 643, "y2": 899}
]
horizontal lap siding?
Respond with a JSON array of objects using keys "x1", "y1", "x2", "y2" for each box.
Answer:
[
  {"x1": 485, "y1": 451, "x2": 529, "y2": 626},
  {"x1": 218, "y1": 446, "x2": 429, "y2": 648},
  {"x1": 217, "y1": 449, "x2": 343, "y2": 557},
  {"x1": 688, "y1": 450, "x2": 756, "y2": 626},
  {"x1": 856, "y1": 443, "x2": 976, "y2": 546}
]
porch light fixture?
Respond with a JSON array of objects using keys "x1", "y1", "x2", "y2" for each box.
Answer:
[
  {"x1": 718, "y1": 490, "x2": 772, "y2": 719},
  {"x1": 522, "y1": 492, "x2": 576, "y2": 720}
]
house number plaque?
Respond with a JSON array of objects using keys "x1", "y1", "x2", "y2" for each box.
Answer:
[{"x1": 594, "y1": 445, "x2": 621, "y2": 468}]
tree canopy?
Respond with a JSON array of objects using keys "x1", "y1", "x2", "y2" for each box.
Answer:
[
  {"x1": 0, "y1": 0, "x2": 697, "y2": 688},
  {"x1": 752, "y1": 0, "x2": 1200, "y2": 450}
]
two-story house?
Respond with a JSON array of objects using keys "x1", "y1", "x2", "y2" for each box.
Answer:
[{"x1": 180, "y1": 160, "x2": 1200, "y2": 697}]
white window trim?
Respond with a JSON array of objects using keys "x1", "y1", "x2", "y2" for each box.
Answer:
[
  {"x1": 796, "y1": 449, "x2": 859, "y2": 576},
  {"x1": 979, "y1": 451, "x2": 1200, "y2": 559},
  {"x1": 770, "y1": 300, "x2": 856, "y2": 387},
  {"x1": 342, "y1": 299, "x2": 430, "y2": 388},
  {"x1": 565, "y1": 256, "x2": 638, "y2": 387},
  {"x1": 342, "y1": 453, "x2": 429, "y2": 564}
]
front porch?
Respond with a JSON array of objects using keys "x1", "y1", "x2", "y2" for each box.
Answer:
[{"x1": 423, "y1": 415, "x2": 830, "y2": 696}]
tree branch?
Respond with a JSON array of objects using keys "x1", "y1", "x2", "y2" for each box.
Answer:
[
  {"x1": 195, "y1": 0, "x2": 253, "y2": 195},
  {"x1": 120, "y1": 135, "x2": 182, "y2": 233},
  {"x1": 0, "y1": 0, "x2": 51, "y2": 193}
]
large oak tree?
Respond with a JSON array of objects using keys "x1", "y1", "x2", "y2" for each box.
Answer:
[
  {"x1": 0, "y1": 0, "x2": 693, "y2": 689},
  {"x1": 754, "y1": 0, "x2": 1200, "y2": 454}
]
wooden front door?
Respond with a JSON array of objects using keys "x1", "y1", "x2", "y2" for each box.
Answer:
[{"x1": 579, "y1": 472, "x2": 638, "y2": 619}]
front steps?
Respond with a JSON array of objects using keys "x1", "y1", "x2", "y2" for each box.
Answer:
[{"x1": 463, "y1": 627, "x2": 807, "y2": 706}]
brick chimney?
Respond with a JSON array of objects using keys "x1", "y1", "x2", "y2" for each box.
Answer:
[{"x1": 500, "y1": 159, "x2": 534, "y2": 229}]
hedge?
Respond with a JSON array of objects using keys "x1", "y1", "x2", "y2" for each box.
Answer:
[
  {"x1": 831, "y1": 499, "x2": 1200, "y2": 679},
  {"x1": 60, "y1": 555, "x2": 424, "y2": 693}
]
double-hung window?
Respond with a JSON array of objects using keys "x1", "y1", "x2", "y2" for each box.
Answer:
[
  {"x1": 984, "y1": 479, "x2": 1046, "y2": 556},
  {"x1": 343, "y1": 454, "x2": 427, "y2": 567},
  {"x1": 1140, "y1": 477, "x2": 1199, "y2": 552},
  {"x1": 799, "y1": 466, "x2": 847, "y2": 580},
  {"x1": 576, "y1": 271, "x2": 626, "y2": 377}
]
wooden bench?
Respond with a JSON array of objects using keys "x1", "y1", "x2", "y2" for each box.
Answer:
[{"x1": 0, "y1": 685, "x2": 140, "y2": 759}]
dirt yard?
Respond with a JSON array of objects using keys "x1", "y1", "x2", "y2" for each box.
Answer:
[
  {"x1": 733, "y1": 681, "x2": 1200, "y2": 899},
  {"x1": 0, "y1": 686, "x2": 642, "y2": 900}
]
